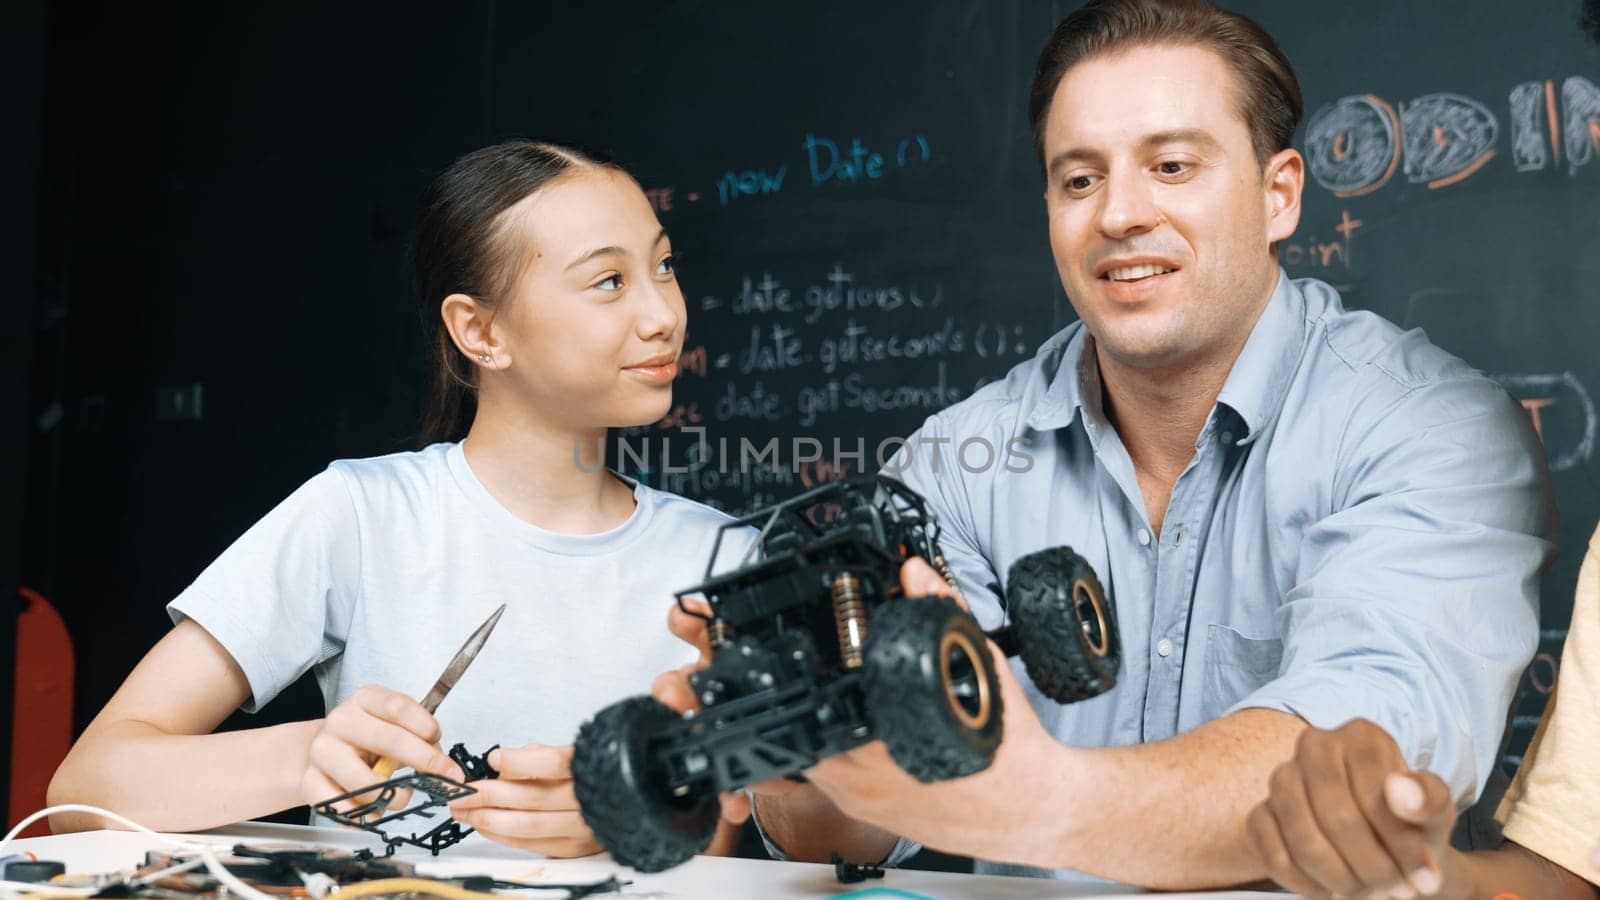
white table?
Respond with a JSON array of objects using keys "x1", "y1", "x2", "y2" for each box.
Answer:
[{"x1": 7, "y1": 822, "x2": 1285, "y2": 899}]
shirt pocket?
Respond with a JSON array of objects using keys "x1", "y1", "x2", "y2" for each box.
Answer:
[{"x1": 1201, "y1": 623, "x2": 1284, "y2": 721}]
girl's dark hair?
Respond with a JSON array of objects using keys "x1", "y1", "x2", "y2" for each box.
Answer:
[
  {"x1": 412, "y1": 139, "x2": 624, "y2": 444},
  {"x1": 1029, "y1": 0, "x2": 1303, "y2": 172}
]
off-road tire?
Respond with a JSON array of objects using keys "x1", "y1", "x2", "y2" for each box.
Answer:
[
  {"x1": 572, "y1": 695, "x2": 718, "y2": 872},
  {"x1": 863, "y1": 595, "x2": 1003, "y2": 782},
  {"x1": 1006, "y1": 546, "x2": 1121, "y2": 703}
]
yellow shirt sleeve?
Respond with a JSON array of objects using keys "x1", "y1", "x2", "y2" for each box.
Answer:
[{"x1": 1497, "y1": 526, "x2": 1600, "y2": 888}]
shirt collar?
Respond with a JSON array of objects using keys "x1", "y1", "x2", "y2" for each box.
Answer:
[
  {"x1": 1024, "y1": 269, "x2": 1307, "y2": 443},
  {"x1": 1024, "y1": 325, "x2": 1096, "y2": 433},
  {"x1": 1214, "y1": 269, "x2": 1307, "y2": 445}
]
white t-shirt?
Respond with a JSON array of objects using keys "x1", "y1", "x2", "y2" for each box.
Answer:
[{"x1": 167, "y1": 441, "x2": 752, "y2": 757}]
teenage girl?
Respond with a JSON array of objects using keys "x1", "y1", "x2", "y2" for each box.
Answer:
[{"x1": 47, "y1": 140, "x2": 747, "y2": 858}]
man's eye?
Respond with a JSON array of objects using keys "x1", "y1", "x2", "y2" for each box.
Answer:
[
  {"x1": 1067, "y1": 175, "x2": 1094, "y2": 192},
  {"x1": 595, "y1": 274, "x2": 623, "y2": 291},
  {"x1": 1158, "y1": 161, "x2": 1188, "y2": 175}
]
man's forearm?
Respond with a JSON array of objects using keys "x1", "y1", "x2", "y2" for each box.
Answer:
[
  {"x1": 752, "y1": 785, "x2": 900, "y2": 864},
  {"x1": 47, "y1": 719, "x2": 321, "y2": 833},
  {"x1": 1456, "y1": 842, "x2": 1599, "y2": 900},
  {"x1": 1037, "y1": 708, "x2": 1306, "y2": 888}
]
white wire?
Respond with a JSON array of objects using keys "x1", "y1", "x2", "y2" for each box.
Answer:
[{"x1": 0, "y1": 805, "x2": 275, "y2": 900}]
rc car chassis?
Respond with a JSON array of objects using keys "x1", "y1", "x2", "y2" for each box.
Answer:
[{"x1": 573, "y1": 475, "x2": 1120, "y2": 872}]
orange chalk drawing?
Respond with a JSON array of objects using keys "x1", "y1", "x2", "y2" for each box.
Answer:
[
  {"x1": 656, "y1": 402, "x2": 702, "y2": 430},
  {"x1": 1546, "y1": 80, "x2": 1562, "y2": 168},
  {"x1": 1428, "y1": 149, "x2": 1496, "y2": 189},
  {"x1": 1335, "y1": 210, "x2": 1363, "y2": 241},
  {"x1": 677, "y1": 345, "x2": 708, "y2": 377},
  {"x1": 1521, "y1": 397, "x2": 1558, "y2": 438}
]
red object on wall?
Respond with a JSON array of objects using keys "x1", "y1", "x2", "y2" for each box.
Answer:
[{"x1": 10, "y1": 587, "x2": 74, "y2": 837}]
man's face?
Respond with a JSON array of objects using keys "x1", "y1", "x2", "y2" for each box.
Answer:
[{"x1": 1042, "y1": 43, "x2": 1300, "y2": 371}]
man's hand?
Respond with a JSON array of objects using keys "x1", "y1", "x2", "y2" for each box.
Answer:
[
  {"x1": 650, "y1": 559, "x2": 1067, "y2": 867},
  {"x1": 447, "y1": 744, "x2": 602, "y2": 858},
  {"x1": 653, "y1": 597, "x2": 809, "y2": 854},
  {"x1": 1247, "y1": 719, "x2": 1463, "y2": 899},
  {"x1": 795, "y1": 558, "x2": 1070, "y2": 865}
]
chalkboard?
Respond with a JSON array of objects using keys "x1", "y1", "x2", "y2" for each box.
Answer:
[
  {"x1": 28, "y1": 1, "x2": 1598, "y2": 797},
  {"x1": 483, "y1": 1, "x2": 1600, "y2": 772}
]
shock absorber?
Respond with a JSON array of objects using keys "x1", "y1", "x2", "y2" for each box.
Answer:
[
  {"x1": 708, "y1": 619, "x2": 733, "y2": 649},
  {"x1": 832, "y1": 572, "x2": 867, "y2": 668},
  {"x1": 933, "y1": 552, "x2": 958, "y2": 592}
]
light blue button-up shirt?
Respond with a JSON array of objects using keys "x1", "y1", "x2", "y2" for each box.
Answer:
[{"x1": 890, "y1": 271, "x2": 1554, "y2": 880}]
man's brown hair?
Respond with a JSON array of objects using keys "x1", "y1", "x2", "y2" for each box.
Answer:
[{"x1": 1028, "y1": 0, "x2": 1304, "y2": 171}]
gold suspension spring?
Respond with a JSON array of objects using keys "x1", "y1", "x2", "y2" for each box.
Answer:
[
  {"x1": 933, "y1": 553, "x2": 958, "y2": 591},
  {"x1": 832, "y1": 573, "x2": 867, "y2": 668}
]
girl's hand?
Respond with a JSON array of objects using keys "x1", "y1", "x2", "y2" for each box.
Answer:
[
  {"x1": 448, "y1": 744, "x2": 602, "y2": 858},
  {"x1": 301, "y1": 684, "x2": 462, "y2": 813}
]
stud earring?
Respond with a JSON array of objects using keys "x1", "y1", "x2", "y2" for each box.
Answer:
[{"x1": 477, "y1": 353, "x2": 491, "y2": 363}]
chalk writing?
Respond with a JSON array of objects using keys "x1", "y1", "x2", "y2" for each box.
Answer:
[
  {"x1": 1490, "y1": 372, "x2": 1597, "y2": 471},
  {"x1": 718, "y1": 165, "x2": 787, "y2": 205},
  {"x1": 1302, "y1": 74, "x2": 1600, "y2": 194},
  {"x1": 1400, "y1": 93, "x2": 1498, "y2": 188},
  {"x1": 1305, "y1": 95, "x2": 1400, "y2": 197},
  {"x1": 805, "y1": 132, "x2": 933, "y2": 187},
  {"x1": 1278, "y1": 209, "x2": 1363, "y2": 273},
  {"x1": 1509, "y1": 81, "x2": 1558, "y2": 171},
  {"x1": 806, "y1": 134, "x2": 885, "y2": 184},
  {"x1": 677, "y1": 345, "x2": 708, "y2": 377},
  {"x1": 738, "y1": 323, "x2": 805, "y2": 373},
  {"x1": 796, "y1": 364, "x2": 967, "y2": 427},
  {"x1": 703, "y1": 266, "x2": 944, "y2": 323},
  {"x1": 1564, "y1": 76, "x2": 1600, "y2": 175}
]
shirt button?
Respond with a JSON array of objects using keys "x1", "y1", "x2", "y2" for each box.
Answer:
[
  {"x1": 1220, "y1": 431, "x2": 1234, "y2": 444},
  {"x1": 1156, "y1": 638, "x2": 1173, "y2": 658},
  {"x1": 1136, "y1": 528, "x2": 1151, "y2": 546},
  {"x1": 1172, "y1": 527, "x2": 1183, "y2": 545}
]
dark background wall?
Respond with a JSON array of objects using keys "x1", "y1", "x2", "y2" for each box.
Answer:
[
  {"x1": 17, "y1": 0, "x2": 1600, "y2": 840},
  {"x1": 4, "y1": 0, "x2": 53, "y2": 824}
]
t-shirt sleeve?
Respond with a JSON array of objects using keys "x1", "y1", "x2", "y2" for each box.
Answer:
[
  {"x1": 166, "y1": 466, "x2": 361, "y2": 713},
  {"x1": 1495, "y1": 527, "x2": 1600, "y2": 888}
]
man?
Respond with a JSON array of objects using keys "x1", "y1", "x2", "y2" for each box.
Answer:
[
  {"x1": 1248, "y1": 524, "x2": 1600, "y2": 899},
  {"x1": 660, "y1": 0, "x2": 1554, "y2": 888}
]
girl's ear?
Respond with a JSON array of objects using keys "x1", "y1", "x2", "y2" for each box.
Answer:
[{"x1": 441, "y1": 293, "x2": 505, "y2": 369}]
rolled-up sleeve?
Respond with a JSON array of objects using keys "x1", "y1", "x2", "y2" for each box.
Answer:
[{"x1": 1231, "y1": 375, "x2": 1555, "y2": 806}]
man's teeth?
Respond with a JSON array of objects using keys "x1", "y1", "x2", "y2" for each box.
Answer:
[{"x1": 1105, "y1": 264, "x2": 1175, "y2": 281}]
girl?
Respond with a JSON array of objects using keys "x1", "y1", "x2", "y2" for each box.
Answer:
[{"x1": 46, "y1": 140, "x2": 746, "y2": 859}]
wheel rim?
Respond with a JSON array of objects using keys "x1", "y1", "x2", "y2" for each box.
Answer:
[
  {"x1": 1072, "y1": 578, "x2": 1111, "y2": 657},
  {"x1": 939, "y1": 629, "x2": 992, "y2": 730}
]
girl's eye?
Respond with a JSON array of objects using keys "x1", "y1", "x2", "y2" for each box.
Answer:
[
  {"x1": 656, "y1": 254, "x2": 677, "y2": 276},
  {"x1": 595, "y1": 274, "x2": 623, "y2": 291}
]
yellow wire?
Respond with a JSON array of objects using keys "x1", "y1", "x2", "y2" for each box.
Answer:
[{"x1": 323, "y1": 877, "x2": 506, "y2": 900}]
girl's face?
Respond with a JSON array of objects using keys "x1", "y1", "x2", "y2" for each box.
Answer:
[{"x1": 493, "y1": 168, "x2": 686, "y2": 431}]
